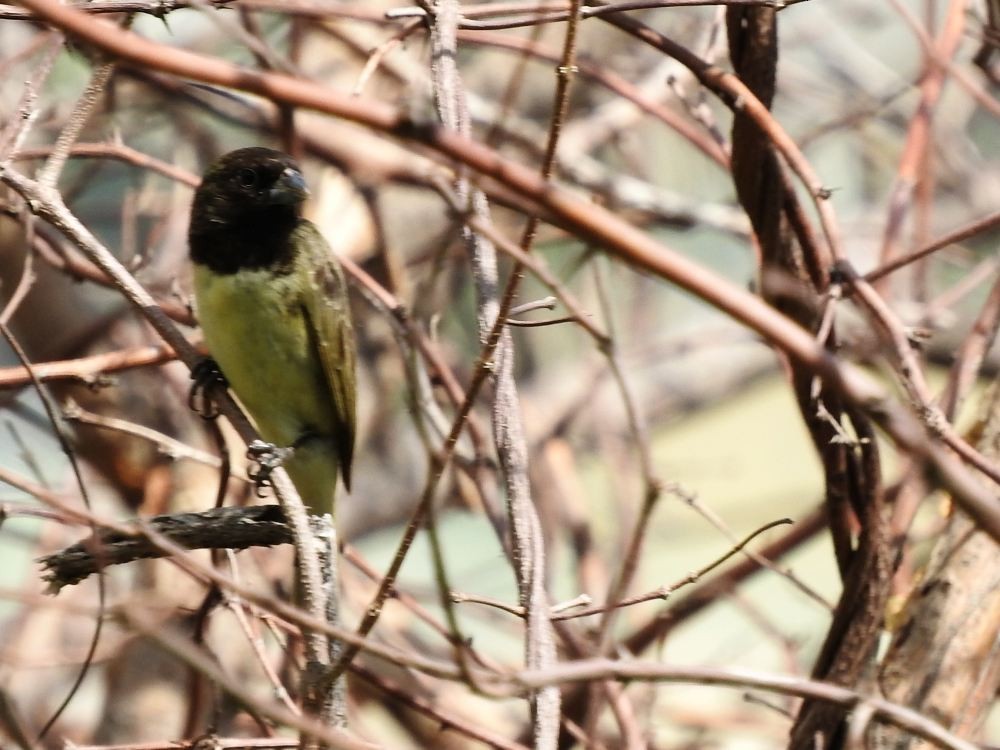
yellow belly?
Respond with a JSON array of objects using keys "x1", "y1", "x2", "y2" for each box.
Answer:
[{"x1": 193, "y1": 265, "x2": 339, "y2": 514}]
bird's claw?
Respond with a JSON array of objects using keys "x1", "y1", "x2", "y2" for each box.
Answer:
[
  {"x1": 246, "y1": 440, "x2": 294, "y2": 497},
  {"x1": 189, "y1": 358, "x2": 228, "y2": 419}
]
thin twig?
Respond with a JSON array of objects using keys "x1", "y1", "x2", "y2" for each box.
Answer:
[
  {"x1": 0, "y1": 343, "x2": 177, "y2": 389},
  {"x1": 0, "y1": 34, "x2": 62, "y2": 164},
  {"x1": 841, "y1": 261, "x2": 1000, "y2": 487},
  {"x1": 36, "y1": 60, "x2": 117, "y2": 189},
  {"x1": 15, "y1": 142, "x2": 201, "y2": 186},
  {"x1": 939, "y1": 270, "x2": 1000, "y2": 420},
  {"x1": 552, "y1": 518, "x2": 793, "y2": 620},
  {"x1": 863, "y1": 209, "x2": 1000, "y2": 283},
  {"x1": 679, "y1": 491, "x2": 832, "y2": 609},
  {"x1": 222, "y1": 549, "x2": 301, "y2": 717},
  {"x1": 61, "y1": 399, "x2": 224, "y2": 468}
]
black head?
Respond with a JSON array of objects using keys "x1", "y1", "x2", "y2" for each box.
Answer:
[{"x1": 189, "y1": 147, "x2": 309, "y2": 274}]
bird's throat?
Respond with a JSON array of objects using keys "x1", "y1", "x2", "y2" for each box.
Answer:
[{"x1": 189, "y1": 210, "x2": 300, "y2": 276}]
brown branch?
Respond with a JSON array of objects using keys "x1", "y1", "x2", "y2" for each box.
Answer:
[
  {"x1": 601, "y1": 11, "x2": 840, "y2": 266},
  {"x1": 14, "y1": 142, "x2": 201, "y2": 186},
  {"x1": 61, "y1": 399, "x2": 222, "y2": 467},
  {"x1": 875, "y1": 0, "x2": 967, "y2": 282},
  {"x1": 0, "y1": 0, "x2": 230, "y2": 18},
  {"x1": 939, "y1": 270, "x2": 1000, "y2": 420},
  {"x1": 864, "y1": 208, "x2": 1000, "y2": 284},
  {"x1": 553, "y1": 517, "x2": 793, "y2": 620},
  {"x1": 841, "y1": 261, "x2": 1000, "y2": 488},
  {"x1": 0, "y1": 343, "x2": 177, "y2": 388}
]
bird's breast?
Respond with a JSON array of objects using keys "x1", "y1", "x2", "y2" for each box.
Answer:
[{"x1": 192, "y1": 264, "x2": 336, "y2": 446}]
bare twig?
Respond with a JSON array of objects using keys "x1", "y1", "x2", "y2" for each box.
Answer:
[
  {"x1": 61, "y1": 400, "x2": 223, "y2": 467},
  {"x1": 222, "y1": 549, "x2": 301, "y2": 717},
  {"x1": 841, "y1": 261, "x2": 1000, "y2": 487},
  {"x1": 863, "y1": 209, "x2": 1000, "y2": 284},
  {"x1": 552, "y1": 517, "x2": 794, "y2": 620},
  {"x1": 939, "y1": 270, "x2": 1000, "y2": 420},
  {"x1": 510, "y1": 661, "x2": 977, "y2": 750},
  {"x1": 15, "y1": 142, "x2": 201, "y2": 187},
  {"x1": 36, "y1": 60, "x2": 117, "y2": 189},
  {"x1": 0, "y1": 343, "x2": 177, "y2": 389},
  {"x1": 0, "y1": 34, "x2": 62, "y2": 163}
]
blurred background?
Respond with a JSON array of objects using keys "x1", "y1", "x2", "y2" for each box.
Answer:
[{"x1": 1, "y1": 0, "x2": 999, "y2": 747}]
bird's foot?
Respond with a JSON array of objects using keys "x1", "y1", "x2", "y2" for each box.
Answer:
[
  {"x1": 188, "y1": 358, "x2": 228, "y2": 419},
  {"x1": 246, "y1": 440, "x2": 294, "y2": 497}
]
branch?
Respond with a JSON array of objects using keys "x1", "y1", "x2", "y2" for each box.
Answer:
[
  {"x1": 39, "y1": 505, "x2": 293, "y2": 591},
  {"x1": 0, "y1": 343, "x2": 177, "y2": 388}
]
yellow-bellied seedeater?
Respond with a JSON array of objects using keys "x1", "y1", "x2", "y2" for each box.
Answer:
[{"x1": 189, "y1": 147, "x2": 356, "y2": 517}]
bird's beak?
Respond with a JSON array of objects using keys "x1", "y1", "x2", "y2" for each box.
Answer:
[{"x1": 269, "y1": 166, "x2": 309, "y2": 205}]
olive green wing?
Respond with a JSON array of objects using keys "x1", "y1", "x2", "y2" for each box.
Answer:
[{"x1": 297, "y1": 221, "x2": 357, "y2": 490}]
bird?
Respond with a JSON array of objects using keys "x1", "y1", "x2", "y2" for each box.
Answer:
[{"x1": 188, "y1": 146, "x2": 356, "y2": 517}]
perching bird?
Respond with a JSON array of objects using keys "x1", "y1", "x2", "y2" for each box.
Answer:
[{"x1": 188, "y1": 147, "x2": 356, "y2": 517}]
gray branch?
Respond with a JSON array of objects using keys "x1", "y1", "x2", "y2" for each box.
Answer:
[{"x1": 429, "y1": 2, "x2": 560, "y2": 747}]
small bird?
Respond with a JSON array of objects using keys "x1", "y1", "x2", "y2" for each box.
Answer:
[{"x1": 189, "y1": 147, "x2": 356, "y2": 517}]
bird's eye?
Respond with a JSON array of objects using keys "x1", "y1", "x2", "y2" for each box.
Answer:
[{"x1": 236, "y1": 168, "x2": 258, "y2": 188}]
